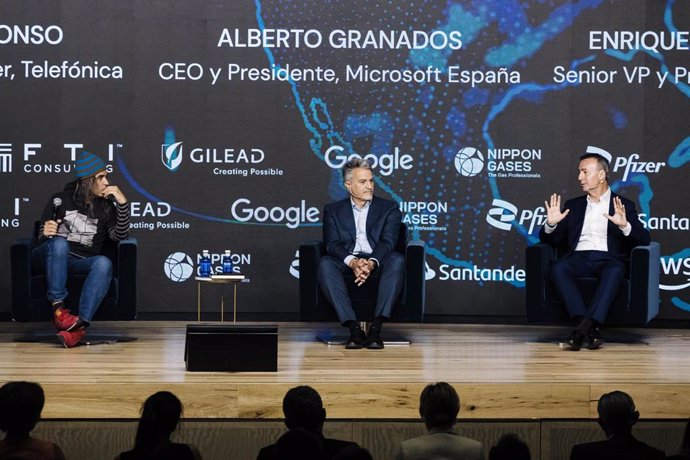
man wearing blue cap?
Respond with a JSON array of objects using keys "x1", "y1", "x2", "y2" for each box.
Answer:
[
  {"x1": 31, "y1": 151, "x2": 130, "y2": 348},
  {"x1": 540, "y1": 149, "x2": 650, "y2": 351}
]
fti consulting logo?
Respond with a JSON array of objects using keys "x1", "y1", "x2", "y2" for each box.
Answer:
[
  {"x1": 454, "y1": 147, "x2": 484, "y2": 177},
  {"x1": 162, "y1": 142, "x2": 183, "y2": 172},
  {"x1": 0, "y1": 144, "x2": 12, "y2": 173},
  {"x1": 164, "y1": 252, "x2": 194, "y2": 282}
]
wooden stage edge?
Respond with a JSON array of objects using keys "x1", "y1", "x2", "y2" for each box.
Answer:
[{"x1": 1, "y1": 321, "x2": 689, "y2": 421}]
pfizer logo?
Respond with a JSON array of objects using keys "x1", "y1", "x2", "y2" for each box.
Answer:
[
  {"x1": 454, "y1": 147, "x2": 484, "y2": 177},
  {"x1": 289, "y1": 250, "x2": 300, "y2": 279},
  {"x1": 164, "y1": 252, "x2": 194, "y2": 282}
]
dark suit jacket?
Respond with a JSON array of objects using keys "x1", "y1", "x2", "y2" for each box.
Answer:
[
  {"x1": 539, "y1": 192, "x2": 650, "y2": 261},
  {"x1": 256, "y1": 436, "x2": 357, "y2": 460},
  {"x1": 322, "y1": 196, "x2": 402, "y2": 263},
  {"x1": 570, "y1": 434, "x2": 665, "y2": 460}
]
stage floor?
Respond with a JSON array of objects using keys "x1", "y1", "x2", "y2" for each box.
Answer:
[{"x1": 1, "y1": 321, "x2": 689, "y2": 420}]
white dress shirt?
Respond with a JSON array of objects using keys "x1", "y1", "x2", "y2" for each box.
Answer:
[
  {"x1": 344, "y1": 198, "x2": 373, "y2": 266},
  {"x1": 544, "y1": 188, "x2": 631, "y2": 249}
]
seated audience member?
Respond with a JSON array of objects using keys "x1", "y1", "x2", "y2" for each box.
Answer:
[
  {"x1": 489, "y1": 433, "x2": 530, "y2": 460},
  {"x1": 0, "y1": 381, "x2": 66, "y2": 460},
  {"x1": 332, "y1": 445, "x2": 373, "y2": 460},
  {"x1": 667, "y1": 418, "x2": 690, "y2": 459},
  {"x1": 394, "y1": 382, "x2": 483, "y2": 460},
  {"x1": 115, "y1": 391, "x2": 202, "y2": 460},
  {"x1": 275, "y1": 427, "x2": 323, "y2": 460},
  {"x1": 570, "y1": 390, "x2": 665, "y2": 460},
  {"x1": 257, "y1": 385, "x2": 358, "y2": 460}
]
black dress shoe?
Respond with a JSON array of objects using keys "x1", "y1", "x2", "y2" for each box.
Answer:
[
  {"x1": 562, "y1": 329, "x2": 585, "y2": 351},
  {"x1": 345, "y1": 327, "x2": 366, "y2": 349},
  {"x1": 587, "y1": 327, "x2": 604, "y2": 350},
  {"x1": 365, "y1": 329, "x2": 384, "y2": 350}
]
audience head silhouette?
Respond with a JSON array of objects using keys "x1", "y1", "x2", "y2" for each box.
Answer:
[
  {"x1": 418, "y1": 382, "x2": 460, "y2": 431},
  {"x1": 283, "y1": 385, "x2": 327, "y2": 432},
  {"x1": 597, "y1": 390, "x2": 640, "y2": 436},
  {"x1": 135, "y1": 391, "x2": 183, "y2": 448},
  {"x1": 0, "y1": 381, "x2": 45, "y2": 439},
  {"x1": 489, "y1": 433, "x2": 531, "y2": 460}
]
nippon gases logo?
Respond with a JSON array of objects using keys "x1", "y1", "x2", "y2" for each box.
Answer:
[
  {"x1": 163, "y1": 250, "x2": 251, "y2": 282},
  {"x1": 486, "y1": 199, "x2": 547, "y2": 233},
  {"x1": 454, "y1": 146, "x2": 543, "y2": 179},
  {"x1": 164, "y1": 252, "x2": 195, "y2": 282},
  {"x1": 399, "y1": 201, "x2": 448, "y2": 232},
  {"x1": 0, "y1": 142, "x2": 118, "y2": 174},
  {"x1": 324, "y1": 145, "x2": 413, "y2": 177},
  {"x1": 161, "y1": 141, "x2": 282, "y2": 177},
  {"x1": 589, "y1": 145, "x2": 667, "y2": 182}
]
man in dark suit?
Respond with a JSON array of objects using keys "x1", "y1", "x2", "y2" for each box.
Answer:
[
  {"x1": 570, "y1": 390, "x2": 665, "y2": 460},
  {"x1": 317, "y1": 158, "x2": 404, "y2": 349},
  {"x1": 540, "y1": 151, "x2": 650, "y2": 350},
  {"x1": 256, "y1": 385, "x2": 358, "y2": 460}
]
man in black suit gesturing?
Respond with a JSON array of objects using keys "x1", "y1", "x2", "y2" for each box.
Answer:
[
  {"x1": 540, "y1": 150, "x2": 650, "y2": 350},
  {"x1": 317, "y1": 158, "x2": 404, "y2": 349}
]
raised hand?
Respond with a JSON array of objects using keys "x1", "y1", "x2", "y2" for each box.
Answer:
[
  {"x1": 102, "y1": 185, "x2": 127, "y2": 205},
  {"x1": 605, "y1": 196, "x2": 628, "y2": 228},
  {"x1": 544, "y1": 193, "x2": 570, "y2": 226}
]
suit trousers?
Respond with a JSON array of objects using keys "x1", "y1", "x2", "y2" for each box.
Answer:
[
  {"x1": 317, "y1": 252, "x2": 405, "y2": 324},
  {"x1": 550, "y1": 250, "x2": 625, "y2": 325}
]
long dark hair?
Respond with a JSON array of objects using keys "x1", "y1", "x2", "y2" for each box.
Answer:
[
  {"x1": 133, "y1": 391, "x2": 183, "y2": 453},
  {"x1": 71, "y1": 177, "x2": 112, "y2": 220}
]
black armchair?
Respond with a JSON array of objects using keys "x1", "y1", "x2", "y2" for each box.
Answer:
[
  {"x1": 299, "y1": 224, "x2": 425, "y2": 342},
  {"x1": 11, "y1": 222, "x2": 137, "y2": 322},
  {"x1": 525, "y1": 241, "x2": 660, "y2": 326}
]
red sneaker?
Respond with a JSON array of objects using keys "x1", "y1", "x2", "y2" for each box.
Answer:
[
  {"x1": 58, "y1": 328, "x2": 86, "y2": 348},
  {"x1": 52, "y1": 306, "x2": 81, "y2": 331}
]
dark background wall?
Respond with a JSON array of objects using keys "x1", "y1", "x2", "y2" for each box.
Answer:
[{"x1": 1, "y1": 0, "x2": 688, "y2": 321}]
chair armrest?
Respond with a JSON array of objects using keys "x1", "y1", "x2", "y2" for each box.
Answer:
[
  {"x1": 116, "y1": 238, "x2": 138, "y2": 320},
  {"x1": 299, "y1": 241, "x2": 324, "y2": 321},
  {"x1": 628, "y1": 242, "x2": 660, "y2": 325},
  {"x1": 11, "y1": 238, "x2": 34, "y2": 321},
  {"x1": 404, "y1": 240, "x2": 425, "y2": 322},
  {"x1": 525, "y1": 243, "x2": 554, "y2": 322}
]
